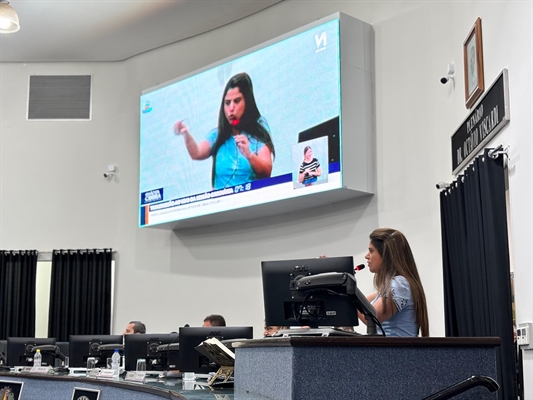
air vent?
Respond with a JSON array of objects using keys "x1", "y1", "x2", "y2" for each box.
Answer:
[{"x1": 28, "y1": 75, "x2": 92, "y2": 120}]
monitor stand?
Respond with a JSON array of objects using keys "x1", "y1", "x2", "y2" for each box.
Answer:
[{"x1": 274, "y1": 328, "x2": 360, "y2": 337}]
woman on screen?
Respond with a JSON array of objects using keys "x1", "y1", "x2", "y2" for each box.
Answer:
[
  {"x1": 298, "y1": 145, "x2": 321, "y2": 185},
  {"x1": 174, "y1": 72, "x2": 275, "y2": 189},
  {"x1": 359, "y1": 228, "x2": 429, "y2": 337}
]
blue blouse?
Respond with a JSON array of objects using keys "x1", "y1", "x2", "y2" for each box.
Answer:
[
  {"x1": 206, "y1": 117, "x2": 269, "y2": 189},
  {"x1": 372, "y1": 276, "x2": 419, "y2": 337}
]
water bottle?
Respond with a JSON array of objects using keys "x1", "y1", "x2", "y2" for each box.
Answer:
[
  {"x1": 111, "y1": 349, "x2": 120, "y2": 371},
  {"x1": 33, "y1": 349, "x2": 42, "y2": 367}
]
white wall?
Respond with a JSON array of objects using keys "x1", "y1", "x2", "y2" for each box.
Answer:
[
  {"x1": 35, "y1": 262, "x2": 52, "y2": 337},
  {"x1": 1, "y1": 0, "x2": 531, "y2": 395}
]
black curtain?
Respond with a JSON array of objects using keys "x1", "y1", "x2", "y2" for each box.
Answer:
[
  {"x1": 440, "y1": 149, "x2": 515, "y2": 399},
  {"x1": 48, "y1": 249, "x2": 113, "y2": 341},
  {"x1": 0, "y1": 250, "x2": 38, "y2": 339}
]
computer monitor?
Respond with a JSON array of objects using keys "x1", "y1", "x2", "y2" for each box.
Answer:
[
  {"x1": 6, "y1": 337, "x2": 56, "y2": 367},
  {"x1": 178, "y1": 326, "x2": 253, "y2": 374},
  {"x1": 68, "y1": 335, "x2": 123, "y2": 368},
  {"x1": 0, "y1": 340, "x2": 6, "y2": 365},
  {"x1": 123, "y1": 333, "x2": 179, "y2": 372},
  {"x1": 261, "y1": 256, "x2": 361, "y2": 328}
]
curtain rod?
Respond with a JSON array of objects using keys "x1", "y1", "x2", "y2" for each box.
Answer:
[
  {"x1": 436, "y1": 144, "x2": 509, "y2": 191},
  {"x1": 487, "y1": 144, "x2": 509, "y2": 160}
]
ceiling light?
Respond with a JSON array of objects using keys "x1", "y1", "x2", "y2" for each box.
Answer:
[{"x1": 0, "y1": 0, "x2": 20, "y2": 34}]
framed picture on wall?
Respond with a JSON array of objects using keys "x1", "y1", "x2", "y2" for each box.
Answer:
[{"x1": 463, "y1": 17, "x2": 485, "y2": 109}]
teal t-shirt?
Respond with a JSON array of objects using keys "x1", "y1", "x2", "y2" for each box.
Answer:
[{"x1": 206, "y1": 117, "x2": 269, "y2": 189}]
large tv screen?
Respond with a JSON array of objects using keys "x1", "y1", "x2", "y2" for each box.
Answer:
[{"x1": 139, "y1": 13, "x2": 374, "y2": 228}]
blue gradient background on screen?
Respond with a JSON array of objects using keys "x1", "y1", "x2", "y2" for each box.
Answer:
[{"x1": 140, "y1": 19, "x2": 340, "y2": 201}]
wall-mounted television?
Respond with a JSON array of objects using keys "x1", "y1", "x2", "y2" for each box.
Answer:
[{"x1": 139, "y1": 12, "x2": 374, "y2": 229}]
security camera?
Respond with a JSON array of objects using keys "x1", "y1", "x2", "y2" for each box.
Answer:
[
  {"x1": 436, "y1": 181, "x2": 450, "y2": 190},
  {"x1": 103, "y1": 164, "x2": 116, "y2": 179},
  {"x1": 440, "y1": 63, "x2": 455, "y2": 85},
  {"x1": 440, "y1": 75, "x2": 455, "y2": 84}
]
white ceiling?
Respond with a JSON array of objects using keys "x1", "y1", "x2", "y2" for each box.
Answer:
[{"x1": 0, "y1": 0, "x2": 283, "y2": 63}]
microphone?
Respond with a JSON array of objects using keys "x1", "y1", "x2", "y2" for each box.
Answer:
[
  {"x1": 354, "y1": 264, "x2": 365, "y2": 273},
  {"x1": 184, "y1": 324, "x2": 190, "y2": 328}
]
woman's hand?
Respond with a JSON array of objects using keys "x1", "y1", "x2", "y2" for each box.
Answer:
[
  {"x1": 236, "y1": 136, "x2": 273, "y2": 178},
  {"x1": 358, "y1": 292, "x2": 397, "y2": 325},
  {"x1": 234, "y1": 134, "x2": 251, "y2": 158},
  {"x1": 174, "y1": 120, "x2": 189, "y2": 136},
  {"x1": 173, "y1": 120, "x2": 211, "y2": 160}
]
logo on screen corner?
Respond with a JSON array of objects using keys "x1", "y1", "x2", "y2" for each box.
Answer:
[
  {"x1": 142, "y1": 100, "x2": 153, "y2": 114},
  {"x1": 142, "y1": 188, "x2": 163, "y2": 205},
  {"x1": 315, "y1": 32, "x2": 327, "y2": 53}
]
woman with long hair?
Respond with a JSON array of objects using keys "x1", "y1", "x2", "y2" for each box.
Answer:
[
  {"x1": 360, "y1": 228, "x2": 429, "y2": 337},
  {"x1": 174, "y1": 72, "x2": 275, "y2": 189},
  {"x1": 298, "y1": 145, "x2": 321, "y2": 185}
]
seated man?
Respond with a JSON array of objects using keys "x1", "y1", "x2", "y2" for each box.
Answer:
[
  {"x1": 123, "y1": 320, "x2": 146, "y2": 334},
  {"x1": 202, "y1": 314, "x2": 226, "y2": 327},
  {"x1": 264, "y1": 324, "x2": 287, "y2": 337},
  {"x1": 335, "y1": 326, "x2": 355, "y2": 333}
]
